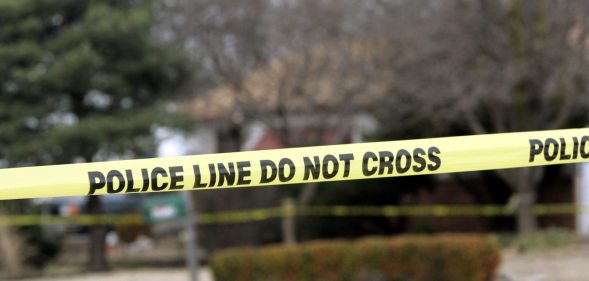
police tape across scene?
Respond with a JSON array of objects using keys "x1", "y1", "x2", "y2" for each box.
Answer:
[{"x1": 1, "y1": 128, "x2": 589, "y2": 200}]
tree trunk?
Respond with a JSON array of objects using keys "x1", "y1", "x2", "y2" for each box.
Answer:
[
  {"x1": 513, "y1": 169, "x2": 538, "y2": 234},
  {"x1": 217, "y1": 122, "x2": 242, "y2": 153},
  {"x1": 516, "y1": 192, "x2": 537, "y2": 234},
  {"x1": 0, "y1": 225, "x2": 23, "y2": 278},
  {"x1": 294, "y1": 181, "x2": 320, "y2": 242},
  {"x1": 86, "y1": 196, "x2": 109, "y2": 271}
]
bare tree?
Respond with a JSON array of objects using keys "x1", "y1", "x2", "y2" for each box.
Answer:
[
  {"x1": 162, "y1": 0, "x2": 589, "y2": 237},
  {"x1": 162, "y1": 0, "x2": 396, "y2": 244},
  {"x1": 385, "y1": 0, "x2": 589, "y2": 233}
]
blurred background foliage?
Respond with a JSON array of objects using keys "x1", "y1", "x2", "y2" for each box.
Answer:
[{"x1": 1, "y1": 0, "x2": 589, "y2": 278}]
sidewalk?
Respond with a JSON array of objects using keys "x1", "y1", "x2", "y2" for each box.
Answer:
[{"x1": 22, "y1": 268, "x2": 214, "y2": 281}]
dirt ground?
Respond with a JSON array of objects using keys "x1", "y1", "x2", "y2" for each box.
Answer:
[{"x1": 21, "y1": 246, "x2": 589, "y2": 281}]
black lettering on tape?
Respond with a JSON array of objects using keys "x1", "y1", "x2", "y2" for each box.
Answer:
[
  {"x1": 260, "y1": 160, "x2": 277, "y2": 183},
  {"x1": 544, "y1": 138, "x2": 559, "y2": 161},
  {"x1": 395, "y1": 149, "x2": 411, "y2": 174},
  {"x1": 125, "y1": 169, "x2": 139, "y2": 193},
  {"x1": 151, "y1": 167, "x2": 169, "y2": 191},
  {"x1": 412, "y1": 148, "x2": 427, "y2": 172},
  {"x1": 79, "y1": 132, "x2": 589, "y2": 197},
  {"x1": 141, "y1": 168, "x2": 150, "y2": 191},
  {"x1": 378, "y1": 151, "x2": 394, "y2": 175},
  {"x1": 581, "y1": 136, "x2": 589, "y2": 158},
  {"x1": 169, "y1": 166, "x2": 184, "y2": 190},
  {"x1": 339, "y1": 153, "x2": 354, "y2": 178},
  {"x1": 278, "y1": 158, "x2": 295, "y2": 182},
  {"x1": 193, "y1": 165, "x2": 207, "y2": 188},
  {"x1": 427, "y1": 147, "x2": 441, "y2": 171},
  {"x1": 303, "y1": 156, "x2": 321, "y2": 180},
  {"x1": 362, "y1": 152, "x2": 378, "y2": 176},
  {"x1": 322, "y1": 154, "x2": 339, "y2": 179},
  {"x1": 573, "y1": 137, "x2": 580, "y2": 159},
  {"x1": 217, "y1": 163, "x2": 236, "y2": 186},
  {"x1": 88, "y1": 171, "x2": 106, "y2": 195},
  {"x1": 107, "y1": 170, "x2": 126, "y2": 194},
  {"x1": 529, "y1": 139, "x2": 543, "y2": 162},
  {"x1": 559, "y1": 138, "x2": 571, "y2": 160},
  {"x1": 237, "y1": 161, "x2": 252, "y2": 185},
  {"x1": 208, "y1": 164, "x2": 216, "y2": 187}
]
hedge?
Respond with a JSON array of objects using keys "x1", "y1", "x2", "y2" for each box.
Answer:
[{"x1": 212, "y1": 234, "x2": 500, "y2": 281}]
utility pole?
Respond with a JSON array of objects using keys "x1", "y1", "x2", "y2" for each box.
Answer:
[{"x1": 281, "y1": 198, "x2": 296, "y2": 245}]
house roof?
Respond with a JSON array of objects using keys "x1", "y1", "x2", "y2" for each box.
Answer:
[{"x1": 182, "y1": 39, "x2": 391, "y2": 122}]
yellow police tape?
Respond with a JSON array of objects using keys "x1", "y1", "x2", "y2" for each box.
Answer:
[
  {"x1": 1, "y1": 128, "x2": 589, "y2": 200},
  {"x1": 0, "y1": 214, "x2": 142, "y2": 226},
  {"x1": 0, "y1": 204, "x2": 586, "y2": 226},
  {"x1": 197, "y1": 204, "x2": 589, "y2": 224}
]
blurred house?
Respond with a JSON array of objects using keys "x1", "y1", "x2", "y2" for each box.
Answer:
[
  {"x1": 168, "y1": 40, "x2": 388, "y2": 249},
  {"x1": 178, "y1": 39, "x2": 388, "y2": 154}
]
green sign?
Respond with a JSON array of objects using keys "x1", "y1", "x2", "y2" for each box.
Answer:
[{"x1": 141, "y1": 194, "x2": 187, "y2": 223}]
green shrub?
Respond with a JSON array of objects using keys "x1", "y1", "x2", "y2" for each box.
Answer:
[
  {"x1": 212, "y1": 247, "x2": 257, "y2": 281},
  {"x1": 212, "y1": 234, "x2": 501, "y2": 281},
  {"x1": 304, "y1": 240, "x2": 352, "y2": 281},
  {"x1": 256, "y1": 245, "x2": 306, "y2": 281}
]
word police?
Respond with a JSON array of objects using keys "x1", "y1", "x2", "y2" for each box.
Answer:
[
  {"x1": 529, "y1": 136, "x2": 589, "y2": 162},
  {"x1": 87, "y1": 147, "x2": 442, "y2": 195}
]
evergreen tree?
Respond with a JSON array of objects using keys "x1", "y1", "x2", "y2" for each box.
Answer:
[{"x1": 0, "y1": 0, "x2": 188, "y2": 270}]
